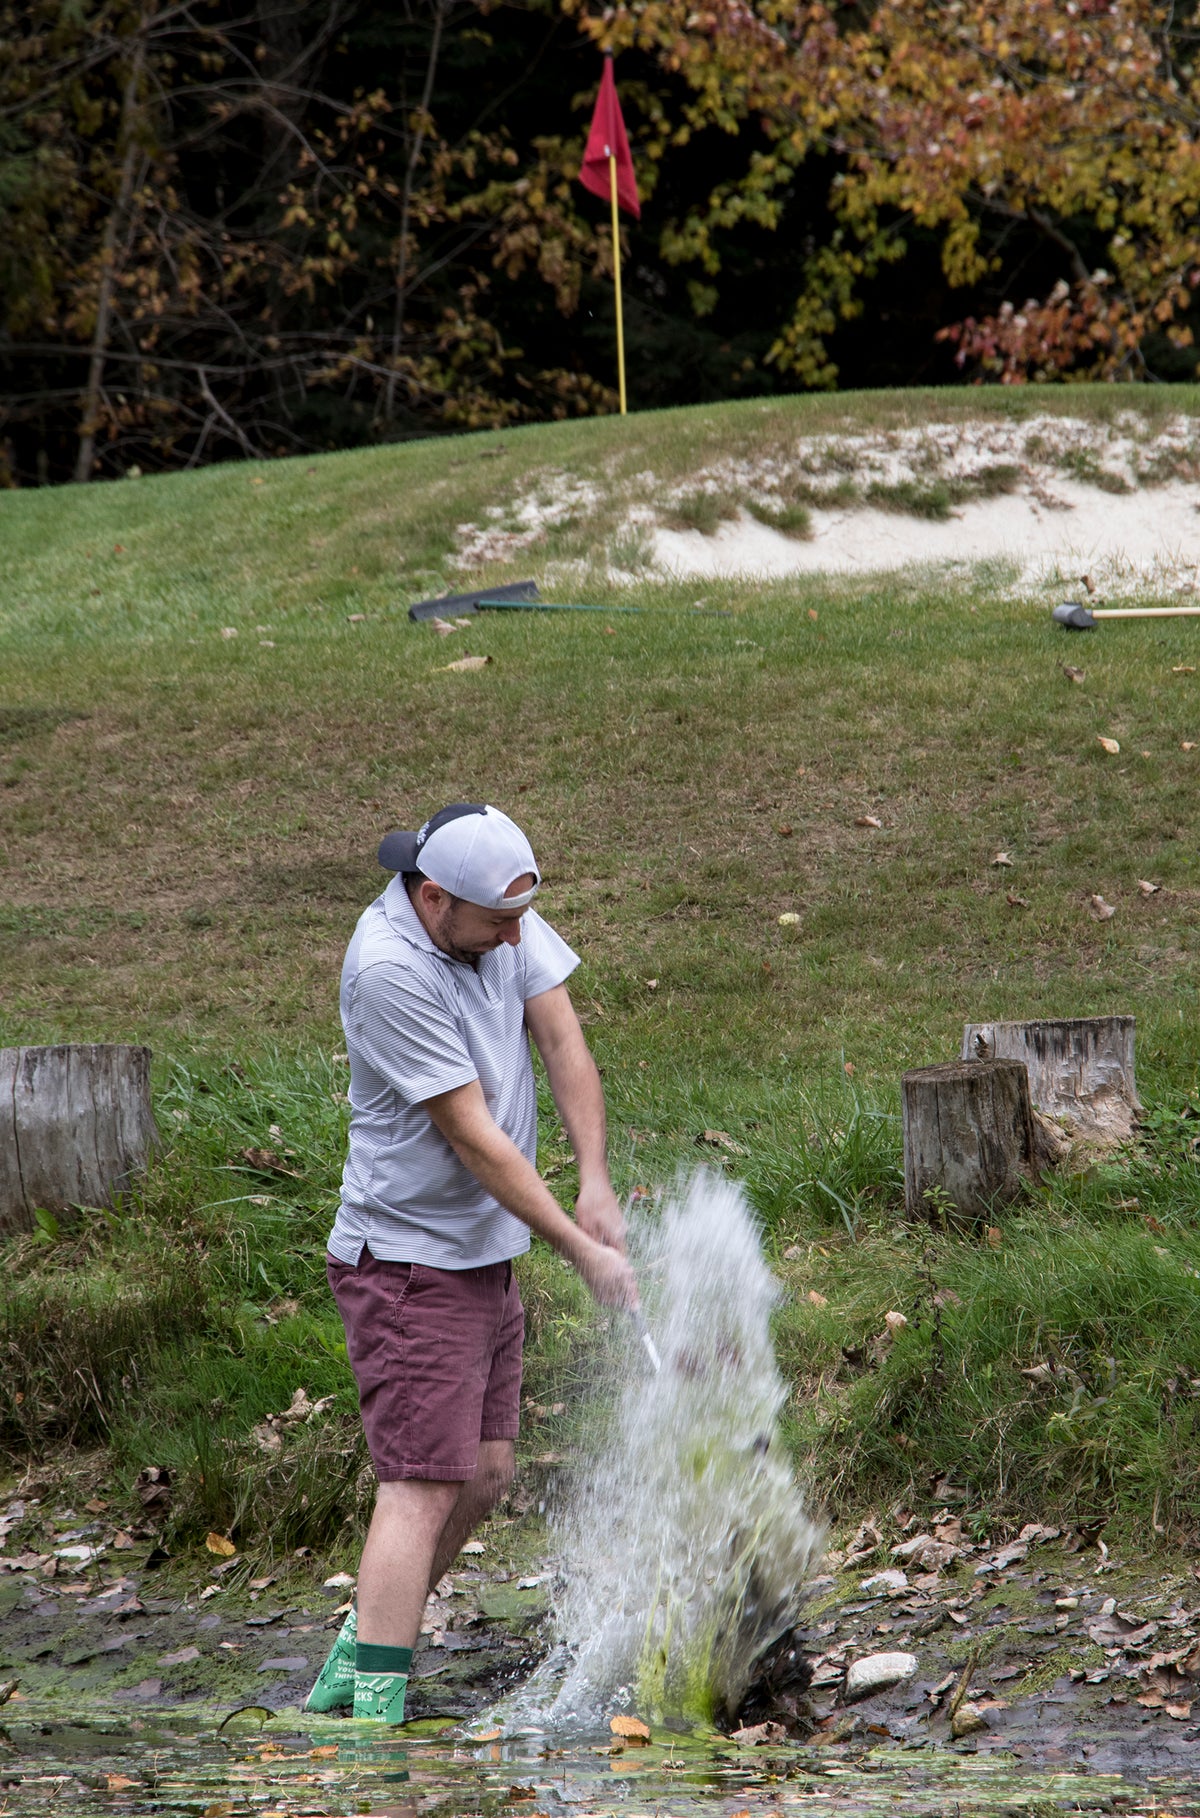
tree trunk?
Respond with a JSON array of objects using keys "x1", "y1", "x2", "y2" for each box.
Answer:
[
  {"x1": 961, "y1": 1016, "x2": 1140, "y2": 1153},
  {"x1": 74, "y1": 24, "x2": 149, "y2": 483},
  {"x1": 0, "y1": 1045, "x2": 159, "y2": 1237},
  {"x1": 902, "y1": 1058, "x2": 1039, "y2": 1224}
]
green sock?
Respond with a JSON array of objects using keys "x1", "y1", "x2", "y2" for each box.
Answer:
[
  {"x1": 304, "y1": 1605, "x2": 358, "y2": 1712},
  {"x1": 353, "y1": 1642, "x2": 414, "y2": 1724}
]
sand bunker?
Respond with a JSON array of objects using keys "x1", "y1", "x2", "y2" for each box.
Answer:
[
  {"x1": 450, "y1": 413, "x2": 1200, "y2": 595},
  {"x1": 652, "y1": 479, "x2": 1200, "y2": 594}
]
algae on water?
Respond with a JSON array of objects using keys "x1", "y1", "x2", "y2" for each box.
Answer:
[{"x1": 542, "y1": 1169, "x2": 824, "y2": 1725}]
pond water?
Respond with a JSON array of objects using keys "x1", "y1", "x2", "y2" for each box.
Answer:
[{"x1": 6, "y1": 1700, "x2": 1200, "y2": 1818}]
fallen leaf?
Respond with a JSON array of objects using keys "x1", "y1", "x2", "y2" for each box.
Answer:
[
  {"x1": 1183, "y1": 741, "x2": 1197, "y2": 751},
  {"x1": 1164, "y1": 1700, "x2": 1193, "y2": 1719},
  {"x1": 645, "y1": 978, "x2": 659, "y2": 990},
  {"x1": 105, "y1": 1774, "x2": 138, "y2": 1790},
  {"x1": 1137, "y1": 879, "x2": 1162, "y2": 896},
  {"x1": 1062, "y1": 665, "x2": 1085, "y2": 684},
  {"x1": 430, "y1": 618, "x2": 457, "y2": 636},
  {"x1": 808, "y1": 608, "x2": 819, "y2": 621},
  {"x1": 1081, "y1": 573, "x2": 1096, "y2": 595},
  {"x1": 1089, "y1": 893, "x2": 1116, "y2": 921},
  {"x1": 884, "y1": 1310, "x2": 908, "y2": 1333},
  {"x1": 1006, "y1": 892, "x2": 1030, "y2": 909},
  {"x1": 239, "y1": 1147, "x2": 301, "y2": 1178},
  {"x1": 205, "y1": 1533, "x2": 237, "y2": 1558},
  {"x1": 472, "y1": 1728, "x2": 502, "y2": 1742},
  {"x1": 855, "y1": 814, "x2": 883, "y2": 829},
  {"x1": 347, "y1": 613, "x2": 365, "y2": 623},
  {"x1": 778, "y1": 910, "x2": 800, "y2": 927},
  {"x1": 309, "y1": 1745, "x2": 339, "y2": 1759},
  {"x1": 991, "y1": 851, "x2": 1014, "y2": 867},
  {"x1": 220, "y1": 627, "x2": 238, "y2": 640},
  {"x1": 609, "y1": 1714, "x2": 651, "y2": 1741},
  {"x1": 807, "y1": 1290, "x2": 828, "y2": 1308},
  {"x1": 843, "y1": 1060, "x2": 855, "y2": 1076},
  {"x1": 777, "y1": 824, "x2": 794, "y2": 837},
  {"x1": 985, "y1": 1226, "x2": 1002, "y2": 1249},
  {"x1": 1096, "y1": 736, "x2": 1120, "y2": 755},
  {"x1": 438, "y1": 654, "x2": 493, "y2": 672},
  {"x1": 696, "y1": 1129, "x2": 747, "y2": 1154},
  {"x1": 603, "y1": 626, "x2": 617, "y2": 635},
  {"x1": 1172, "y1": 664, "x2": 1196, "y2": 673},
  {"x1": 454, "y1": 617, "x2": 474, "y2": 628}
]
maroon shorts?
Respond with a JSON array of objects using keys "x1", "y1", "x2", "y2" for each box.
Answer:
[{"x1": 327, "y1": 1249, "x2": 524, "y2": 1482}]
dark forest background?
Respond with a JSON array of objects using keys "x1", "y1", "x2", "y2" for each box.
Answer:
[{"x1": 3, "y1": 0, "x2": 1198, "y2": 487}]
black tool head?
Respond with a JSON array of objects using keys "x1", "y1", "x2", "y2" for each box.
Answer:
[{"x1": 1052, "y1": 601, "x2": 1097, "y2": 630}]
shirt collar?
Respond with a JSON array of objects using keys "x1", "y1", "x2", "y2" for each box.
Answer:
[
  {"x1": 383, "y1": 873, "x2": 475, "y2": 968},
  {"x1": 384, "y1": 874, "x2": 440, "y2": 954}
]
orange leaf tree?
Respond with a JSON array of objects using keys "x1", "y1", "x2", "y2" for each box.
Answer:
[{"x1": 584, "y1": 0, "x2": 1200, "y2": 383}]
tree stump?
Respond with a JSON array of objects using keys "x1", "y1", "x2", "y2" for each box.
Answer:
[
  {"x1": 902, "y1": 1058, "x2": 1039, "y2": 1224},
  {"x1": 0, "y1": 1044, "x2": 159, "y2": 1237},
  {"x1": 961, "y1": 1016, "x2": 1140, "y2": 1154}
]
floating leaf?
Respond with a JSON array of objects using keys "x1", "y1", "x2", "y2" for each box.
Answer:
[
  {"x1": 205, "y1": 1533, "x2": 237, "y2": 1558},
  {"x1": 1089, "y1": 893, "x2": 1116, "y2": 921},
  {"x1": 1096, "y1": 736, "x2": 1120, "y2": 755},
  {"x1": 610, "y1": 1714, "x2": 651, "y2": 1741}
]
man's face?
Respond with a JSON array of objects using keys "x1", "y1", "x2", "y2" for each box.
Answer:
[{"x1": 420, "y1": 875, "x2": 533, "y2": 964}]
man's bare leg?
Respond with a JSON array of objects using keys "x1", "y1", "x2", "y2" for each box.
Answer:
[
  {"x1": 428, "y1": 1440, "x2": 515, "y2": 1590},
  {"x1": 357, "y1": 1479, "x2": 460, "y2": 1649}
]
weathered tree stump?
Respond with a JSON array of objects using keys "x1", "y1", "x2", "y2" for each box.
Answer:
[
  {"x1": 0, "y1": 1044, "x2": 158, "y2": 1237},
  {"x1": 902, "y1": 1058, "x2": 1039, "y2": 1224},
  {"x1": 961, "y1": 1016, "x2": 1140, "y2": 1154}
]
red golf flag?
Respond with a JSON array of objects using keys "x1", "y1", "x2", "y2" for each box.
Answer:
[{"x1": 579, "y1": 53, "x2": 640, "y2": 219}]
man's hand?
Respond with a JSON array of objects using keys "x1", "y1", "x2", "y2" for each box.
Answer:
[
  {"x1": 574, "y1": 1178, "x2": 627, "y2": 1254},
  {"x1": 575, "y1": 1237, "x2": 639, "y2": 1309}
]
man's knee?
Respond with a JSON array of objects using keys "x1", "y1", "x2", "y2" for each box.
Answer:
[{"x1": 475, "y1": 1441, "x2": 515, "y2": 1508}]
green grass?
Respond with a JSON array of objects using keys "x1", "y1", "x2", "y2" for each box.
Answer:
[{"x1": 1, "y1": 384, "x2": 1198, "y2": 1544}]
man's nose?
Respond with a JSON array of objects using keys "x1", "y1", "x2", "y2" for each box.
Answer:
[{"x1": 499, "y1": 921, "x2": 522, "y2": 946}]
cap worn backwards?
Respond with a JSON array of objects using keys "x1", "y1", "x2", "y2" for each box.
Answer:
[{"x1": 378, "y1": 803, "x2": 540, "y2": 910}]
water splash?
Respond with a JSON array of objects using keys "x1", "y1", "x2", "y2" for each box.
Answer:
[{"x1": 530, "y1": 1169, "x2": 824, "y2": 1727}]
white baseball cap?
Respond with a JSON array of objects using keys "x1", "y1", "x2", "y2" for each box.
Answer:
[{"x1": 378, "y1": 803, "x2": 541, "y2": 909}]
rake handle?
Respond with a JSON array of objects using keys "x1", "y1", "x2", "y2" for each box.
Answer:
[{"x1": 1089, "y1": 605, "x2": 1200, "y2": 619}]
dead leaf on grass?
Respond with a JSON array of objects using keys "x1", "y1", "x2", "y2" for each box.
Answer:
[
  {"x1": 1062, "y1": 665, "x2": 1085, "y2": 684},
  {"x1": 438, "y1": 655, "x2": 493, "y2": 672},
  {"x1": 1183, "y1": 741, "x2": 1197, "y2": 751},
  {"x1": 985, "y1": 1226, "x2": 1002, "y2": 1249},
  {"x1": 1096, "y1": 736, "x2": 1120, "y2": 755},
  {"x1": 429, "y1": 618, "x2": 457, "y2": 636},
  {"x1": 1138, "y1": 879, "x2": 1162, "y2": 896},
  {"x1": 855, "y1": 814, "x2": 883, "y2": 829},
  {"x1": 239, "y1": 1147, "x2": 302, "y2": 1178},
  {"x1": 807, "y1": 1290, "x2": 828, "y2": 1308},
  {"x1": 205, "y1": 1533, "x2": 237, "y2": 1558},
  {"x1": 696, "y1": 1129, "x2": 748, "y2": 1155},
  {"x1": 1089, "y1": 894, "x2": 1116, "y2": 921},
  {"x1": 1006, "y1": 892, "x2": 1030, "y2": 909},
  {"x1": 991, "y1": 852, "x2": 1014, "y2": 867}
]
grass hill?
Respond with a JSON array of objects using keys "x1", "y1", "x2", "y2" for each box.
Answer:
[{"x1": 1, "y1": 387, "x2": 1198, "y2": 1555}]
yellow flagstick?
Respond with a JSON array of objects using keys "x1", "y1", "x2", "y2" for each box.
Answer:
[{"x1": 608, "y1": 150, "x2": 627, "y2": 416}]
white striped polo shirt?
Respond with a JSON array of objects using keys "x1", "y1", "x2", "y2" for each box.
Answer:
[{"x1": 327, "y1": 875, "x2": 579, "y2": 1268}]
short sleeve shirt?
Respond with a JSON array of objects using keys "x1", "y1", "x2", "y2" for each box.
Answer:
[{"x1": 327, "y1": 877, "x2": 580, "y2": 1268}]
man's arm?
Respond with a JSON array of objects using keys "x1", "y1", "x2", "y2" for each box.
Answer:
[
  {"x1": 523, "y1": 983, "x2": 626, "y2": 1252},
  {"x1": 421, "y1": 1078, "x2": 637, "y2": 1307}
]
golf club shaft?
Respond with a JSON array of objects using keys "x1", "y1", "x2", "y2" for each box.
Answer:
[{"x1": 630, "y1": 1308, "x2": 661, "y2": 1373}]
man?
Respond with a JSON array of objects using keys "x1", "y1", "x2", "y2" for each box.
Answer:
[{"x1": 306, "y1": 802, "x2": 637, "y2": 1723}]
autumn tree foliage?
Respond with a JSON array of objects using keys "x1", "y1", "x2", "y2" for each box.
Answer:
[
  {"x1": 599, "y1": 0, "x2": 1200, "y2": 385},
  {"x1": 2, "y1": 0, "x2": 1199, "y2": 482}
]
